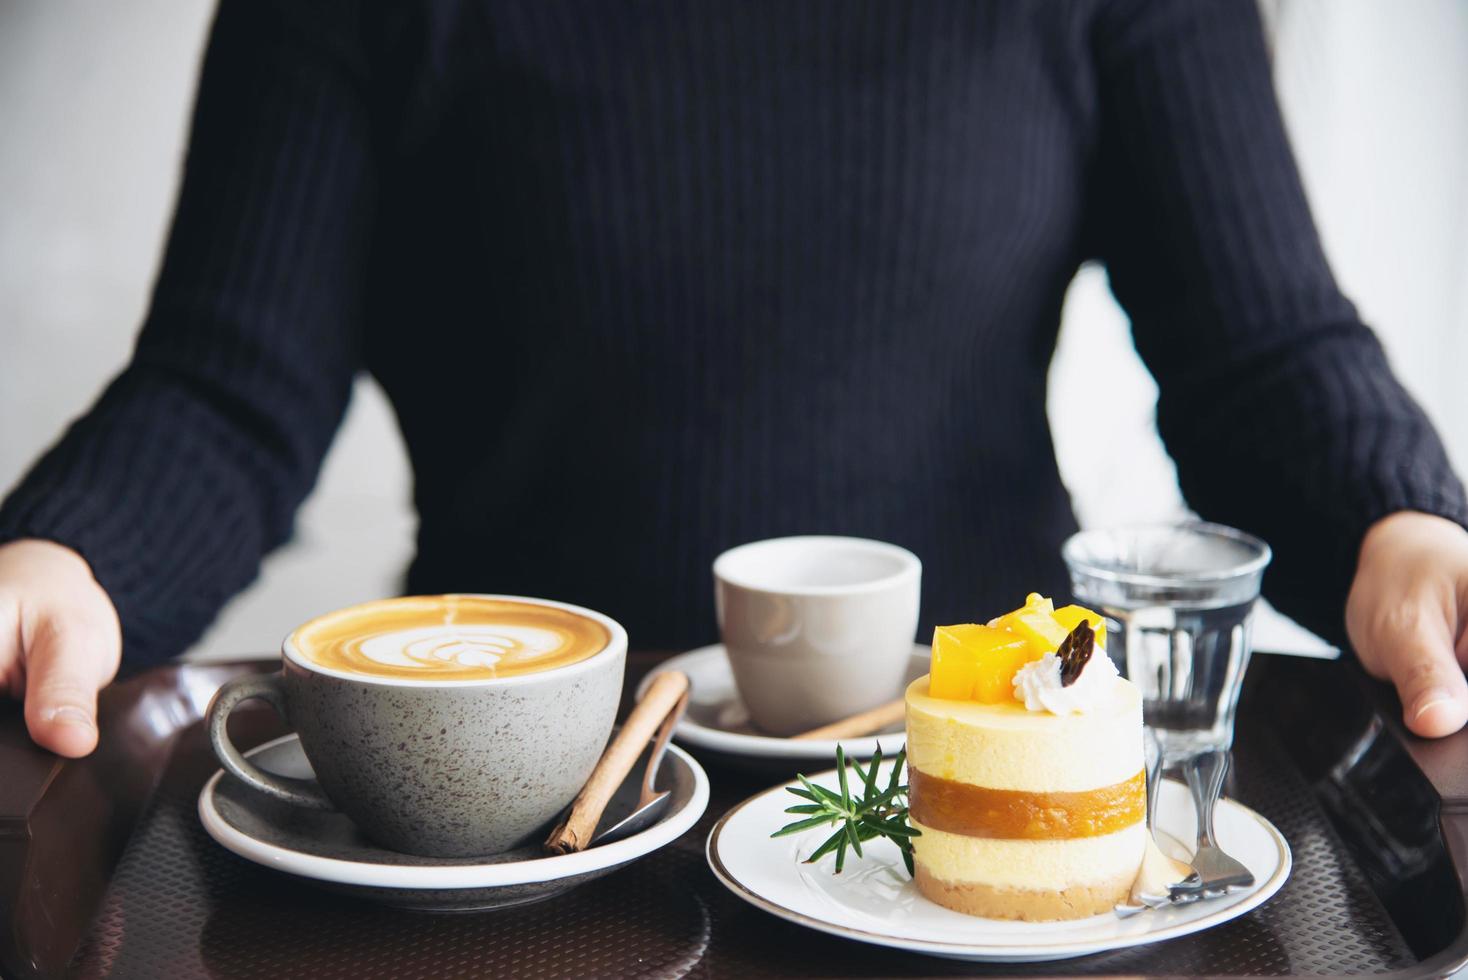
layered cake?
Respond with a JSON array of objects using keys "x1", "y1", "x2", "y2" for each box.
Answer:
[{"x1": 906, "y1": 593, "x2": 1146, "y2": 921}]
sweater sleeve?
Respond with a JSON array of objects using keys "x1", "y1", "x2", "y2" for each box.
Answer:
[
  {"x1": 0, "y1": 0, "x2": 377, "y2": 663},
  {"x1": 1086, "y1": 0, "x2": 1468, "y2": 643}
]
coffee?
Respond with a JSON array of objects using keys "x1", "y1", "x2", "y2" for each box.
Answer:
[
  {"x1": 210, "y1": 593, "x2": 627, "y2": 856},
  {"x1": 292, "y1": 595, "x2": 610, "y2": 681}
]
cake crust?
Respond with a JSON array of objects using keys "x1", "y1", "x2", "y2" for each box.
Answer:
[{"x1": 914, "y1": 863, "x2": 1133, "y2": 921}]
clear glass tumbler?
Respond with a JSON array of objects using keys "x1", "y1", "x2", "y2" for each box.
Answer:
[{"x1": 1062, "y1": 522, "x2": 1272, "y2": 758}]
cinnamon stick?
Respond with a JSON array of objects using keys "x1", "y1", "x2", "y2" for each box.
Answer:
[
  {"x1": 544, "y1": 669, "x2": 690, "y2": 855},
  {"x1": 790, "y1": 697, "x2": 905, "y2": 741}
]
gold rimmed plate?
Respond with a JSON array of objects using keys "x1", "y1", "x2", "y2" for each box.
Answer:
[{"x1": 705, "y1": 761, "x2": 1289, "y2": 963}]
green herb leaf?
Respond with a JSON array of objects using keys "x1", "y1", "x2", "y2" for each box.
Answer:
[
  {"x1": 836, "y1": 745, "x2": 851, "y2": 801},
  {"x1": 860, "y1": 746, "x2": 882, "y2": 796},
  {"x1": 797, "y1": 774, "x2": 845, "y2": 808},
  {"x1": 806, "y1": 827, "x2": 846, "y2": 864},
  {"x1": 782, "y1": 803, "x2": 824, "y2": 815},
  {"x1": 878, "y1": 820, "x2": 920, "y2": 838},
  {"x1": 771, "y1": 814, "x2": 840, "y2": 837},
  {"x1": 885, "y1": 748, "x2": 906, "y2": 796},
  {"x1": 771, "y1": 744, "x2": 917, "y2": 878}
]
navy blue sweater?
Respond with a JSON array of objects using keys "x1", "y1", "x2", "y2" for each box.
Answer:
[{"x1": 3, "y1": 0, "x2": 1464, "y2": 661}]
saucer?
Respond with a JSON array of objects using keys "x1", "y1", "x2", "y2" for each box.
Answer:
[
  {"x1": 636, "y1": 644, "x2": 928, "y2": 766},
  {"x1": 199, "y1": 733, "x2": 709, "y2": 911},
  {"x1": 708, "y1": 765, "x2": 1290, "y2": 963}
]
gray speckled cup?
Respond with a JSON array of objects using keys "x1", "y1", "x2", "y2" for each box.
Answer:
[{"x1": 206, "y1": 595, "x2": 626, "y2": 858}]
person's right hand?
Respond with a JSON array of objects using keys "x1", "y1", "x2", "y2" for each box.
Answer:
[{"x1": 0, "y1": 539, "x2": 121, "y2": 757}]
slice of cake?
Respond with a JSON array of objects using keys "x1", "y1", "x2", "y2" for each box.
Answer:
[{"x1": 906, "y1": 593, "x2": 1146, "y2": 921}]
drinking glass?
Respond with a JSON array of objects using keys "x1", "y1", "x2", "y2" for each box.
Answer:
[{"x1": 1062, "y1": 522, "x2": 1272, "y2": 759}]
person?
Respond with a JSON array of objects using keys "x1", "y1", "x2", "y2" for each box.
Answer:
[{"x1": 2, "y1": 0, "x2": 1466, "y2": 760}]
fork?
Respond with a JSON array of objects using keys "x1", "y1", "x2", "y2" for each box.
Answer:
[
  {"x1": 1171, "y1": 748, "x2": 1255, "y2": 897},
  {"x1": 1115, "y1": 746, "x2": 1253, "y2": 917},
  {"x1": 1114, "y1": 734, "x2": 1199, "y2": 918}
]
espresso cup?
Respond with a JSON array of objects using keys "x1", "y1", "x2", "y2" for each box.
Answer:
[
  {"x1": 207, "y1": 594, "x2": 626, "y2": 857},
  {"x1": 714, "y1": 536, "x2": 921, "y2": 736}
]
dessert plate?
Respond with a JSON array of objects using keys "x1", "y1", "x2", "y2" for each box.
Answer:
[
  {"x1": 707, "y1": 764, "x2": 1290, "y2": 963},
  {"x1": 636, "y1": 644, "x2": 927, "y2": 765},
  {"x1": 200, "y1": 733, "x2": 709, "y2": 911}
]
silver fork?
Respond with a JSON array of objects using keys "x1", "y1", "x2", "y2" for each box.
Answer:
[
  {"x1": 1171, "y1": 748, "x2": 1255, "y2": 897},
  {"x1": 1115, "y1": 745, "x2": 1253, "y2": 917},
  {"x1": 1115, "y1": 734, "x2": 1199, "y2": 918}
]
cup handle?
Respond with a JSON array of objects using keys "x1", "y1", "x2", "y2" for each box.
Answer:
[{"x1": 206, "y1": 672, "x2": 334, "y2": 810}]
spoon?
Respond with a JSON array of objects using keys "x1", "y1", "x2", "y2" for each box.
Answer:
[
  {"x1": 544, "y1": 670, "x2": 690, "y2": 854},
  {"x1": 590, "y1": 687, "x2": 690, "y2": 846}
]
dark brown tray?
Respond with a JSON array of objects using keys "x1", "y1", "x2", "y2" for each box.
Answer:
[{"x1": 2, "y1": 652, "x2": 1466, "y2": 978}]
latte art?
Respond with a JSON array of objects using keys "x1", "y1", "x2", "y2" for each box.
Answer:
[
  {"x1": 292, "y1": 596, "x2": 610, "y2": 681},
  {"x1": 357, "y1": 625, "x2": 569, "y2": 672}
]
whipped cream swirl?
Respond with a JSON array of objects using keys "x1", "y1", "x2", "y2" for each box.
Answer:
[{"x1": 1012, "y1": 644, "x2": 1120, "y2": 715}]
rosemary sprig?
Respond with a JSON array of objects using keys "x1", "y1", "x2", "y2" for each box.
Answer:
[{"x1": 770, "y1": 744, "x2": 919, "y2": 876}]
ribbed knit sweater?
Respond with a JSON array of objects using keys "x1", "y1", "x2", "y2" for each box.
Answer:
[{"x1": 3, "y1": 0, "x2": 1464, "y2": 663}]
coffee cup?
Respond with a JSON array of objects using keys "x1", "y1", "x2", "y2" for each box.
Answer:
[
  {"x1": 714, "y1": 536, "x2": 921, "y2": 736},
  {"x1": 206, "y1": 594, "x2": 627, "y2": 857}
]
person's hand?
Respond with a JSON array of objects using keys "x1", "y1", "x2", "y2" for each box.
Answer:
[
  {"x1": 1348, "y1": 511, "x2": 1468, "y2": 738},
  {"x1": 0, "y1": 539, "x2": 121, "y2": 757}
]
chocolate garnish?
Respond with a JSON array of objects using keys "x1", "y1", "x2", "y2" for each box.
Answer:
[{"x1": 1057, "y1": 621, "x2": 1095, "y2": 687}]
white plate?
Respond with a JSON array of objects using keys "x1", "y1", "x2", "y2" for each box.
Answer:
[
  {"x1": 199, "y1": 733, "x2": 709, "y2": 910},
  {"x1": 637, "y1": 644, "x2": 928, "y2": 763},
  {"x1": 706, "y1": 763, "x2": 1290, "y2": 963}
]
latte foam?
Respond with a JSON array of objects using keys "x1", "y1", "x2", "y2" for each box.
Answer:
[{"x1": 292, "y1": 596, "x2": 610, "y2": 681}]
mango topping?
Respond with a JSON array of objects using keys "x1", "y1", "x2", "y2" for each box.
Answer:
[
  {"x1": 930, "y1": 624, "x2": 1035, "y2": 702},
  {"x1": 927, "y1": 594, "x2": 1107, "y2": 703},
  {"x1": 1053, "y1": 604, "x2": 1107, "y2": 647}
]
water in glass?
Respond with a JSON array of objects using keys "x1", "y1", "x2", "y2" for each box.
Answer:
[{"x1": 1062, "y1": 523, "x2": 1271, "y2": 759}]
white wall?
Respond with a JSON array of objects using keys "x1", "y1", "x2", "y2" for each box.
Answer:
[
  {"x1": 0, "y1": 0, "x2": 415, "y2": 660},
  {"x1": 1046, "y1": 0, "x2": 1468, "y2": 653},
  {"x1": 1272, "y1": 0, "x2": 1468, "y2": 473},
  {"x1": 2, "y1": 1, "x2": 1464, "y2": 661}
]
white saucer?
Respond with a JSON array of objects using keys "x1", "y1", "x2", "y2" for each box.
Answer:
[
  {"x1": 707, "y1": 764, "x2": 1290, "y2": 963},
  {"x1": 637, "y1": 644, "x2": 928, "y2": 765},
  {"x1": 199, "y1": 733, "x2": 709, "y2": 911}
]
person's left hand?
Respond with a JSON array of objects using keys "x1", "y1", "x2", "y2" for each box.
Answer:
[{"x1": 1348, "y1": 511, "x2": 1468, "y2": 737}]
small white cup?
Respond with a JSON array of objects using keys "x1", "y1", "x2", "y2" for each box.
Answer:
[{"x1": 713, "y1": 536, "x2": 921, "y2": 736}]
